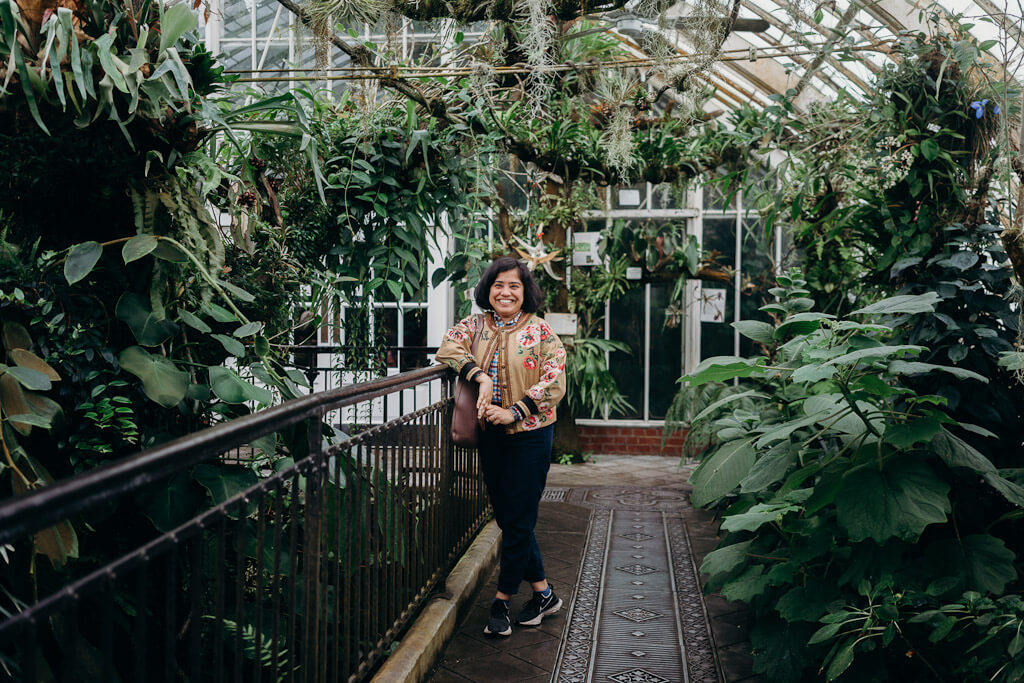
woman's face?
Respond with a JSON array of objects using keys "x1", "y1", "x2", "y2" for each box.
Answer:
[{"x1": 488, "y1": 268, "x2": 524, "y2": 319}]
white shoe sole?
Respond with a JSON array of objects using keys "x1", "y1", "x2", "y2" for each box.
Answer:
[
  {"x1": 483, "y1": 623, "x2": 512, "y2": 636},
  {"x1": 516, "y1": 598, "x2": 563, "y2": 626}
]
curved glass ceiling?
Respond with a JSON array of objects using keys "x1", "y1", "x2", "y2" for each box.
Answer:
[{"x1": 206, "y1": 0, "x2": 1024, "y2": 106}]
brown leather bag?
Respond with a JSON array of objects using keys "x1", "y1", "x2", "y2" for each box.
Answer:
[{"x1": 451, "y1": 314, "x2": 485, "y2": 448}]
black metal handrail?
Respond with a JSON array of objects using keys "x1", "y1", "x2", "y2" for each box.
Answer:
[
  {"x1": 0, "y1": 364, "x2": 489, "y2": 682},
  {"x1": 0, "y1": 365, "x2": 444, "y2": 547}
]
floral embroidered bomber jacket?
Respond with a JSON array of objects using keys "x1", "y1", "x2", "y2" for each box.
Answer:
[{"x1": 435, "y1": 312, "x2": 567, "y2": 435}]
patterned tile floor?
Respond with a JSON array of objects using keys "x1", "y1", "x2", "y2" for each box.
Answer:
[{"x1": 425, "y1": 455, "x2": 762, "y2": 683}]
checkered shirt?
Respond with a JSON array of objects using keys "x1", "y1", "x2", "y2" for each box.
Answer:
[{"x1": 490, "y1": 311, "x2": 524, "y2": 419}]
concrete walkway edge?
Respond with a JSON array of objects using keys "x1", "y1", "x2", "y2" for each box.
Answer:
[{"x1": 372, "y1": 520, "x2": 502, "y2": 683}]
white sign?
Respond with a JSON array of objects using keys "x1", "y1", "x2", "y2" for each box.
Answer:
[
  {"x1": 700, "y1": 288, "x2": 727, "y2": 323},
  {"x1": 572, "y1": 232, "x2": 602, "y2": 266},
  {"x1": 546, "y1": 313, "x2": 578, "y2": 336},
  {"x1": 625, "y1": 267, "x2": 643, "y2": 280},
  {"x1": 617, "y1": 188, "x2": 642, "y2": 206}
]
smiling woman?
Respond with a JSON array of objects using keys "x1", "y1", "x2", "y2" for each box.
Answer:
[{"x1": 435, "y1": 256, "x2": 567, "y2": 639}]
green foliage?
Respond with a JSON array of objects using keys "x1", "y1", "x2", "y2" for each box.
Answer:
[
  {"x1": 563, "y1": 337, "x2": 633, "y2": 418},
  {"x1": 686, "y1": 275, "x2": 1023, "y2": 681}
]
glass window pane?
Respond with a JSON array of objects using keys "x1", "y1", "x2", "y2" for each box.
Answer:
[
  {"x1": 401, "y1": 308, "x2": 429, "y2": 369},
  {"x1": 220, "y1": 44, "x2": 253, "y2": 72},
  {"x1": 608, "y1": 287, "x2": 645, "y2": 420},
  {"x1": 739, "y1": 218, "x2": 775, "y2": 358},
  {"x1": 378, "y1": 307, "x2": 399, "y2": 368},
  {"x1": 222, "y1": 1, "x2": 251, "y2": 39},
  {"x1": 649, "y1": 283, "x2": 682, "y2": 419},
  {"x1": 703, "y1": 178, "x2": 736, "y2": 211},
  {"x1": 700, "y1": 217, "x2": 736, "y2": 361},
  {"x1": 650, "y1": 182, "x2": 685, "y2": 209}
]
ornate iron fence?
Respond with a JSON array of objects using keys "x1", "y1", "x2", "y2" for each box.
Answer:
[{"x1": 0, "y1": 365, "x2": 488, "y2": 682}]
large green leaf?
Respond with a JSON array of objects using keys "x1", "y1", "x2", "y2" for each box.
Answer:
[
  {"x1": 208, "y1": 366, "x2": 273, "y2": 405},
  {"x1": 691, "y1": 389, "x2": 769, "y2": 424},
  {"x1": 926, "y1": 534, "x2": 1017, "y2": 594},
  {"x1": 776, "y1": 580, "x2": 838, "y2": 622},
  {"x1": 211, "y1": 333, "x2": 245, "y2": 357},
  {"x1": 136, "y1": 472, "x2": 203, "y2": 532},
  {"x1": 116, "y1": 293, "x2": 178, "y2": 346},
  {"x1": 64, "y1": 241, "x2": 103, "y2": 285},
  {"x1": 740, "y1": 443, "x2": 797, "y2": 493},
  {"x1": 835, "y1": 458, "x2": 950, "y2": 543},
  {"x1": 683, "y1": 357, "x2": 764, "y2": 386},
  {"x1": 10, "y1": 348, "x2": 60, "y2": 381},
  {"x1": 689, "y1": 437, "x2": 757, "y2": 507},
  {"x1": 883, "y1": 417, "x2": 942, "y2": 449},
  {"x1": 981, "y1": 472, "x2": 1024, "y2": 508},
  {"x1": 732, "y1": 320, "x2": 775, "y2": 344},
  {"x1": 122, "y1": 234, "x2": 159, "y2": 263},
  {"x1": 826, "y1": 345, "x2": 923, "y2": 367},
  {"x1": 721, "y1": 565, "x2": 771, "y2": 602},
  {"x1": 775, "y1": 312, "x2": 835, "y2": 339},
  {"x1": 178, "y1": 308, "x2": 211, "y2": 333},
  {"x1": 721, "y1": 502, "x2": 801, "y2": 533},
  {"x1": 3, "y1": 365, "x2": 51, "y2": 391},
  {"x1": 751, "y1": 618, "x2": 818, "y2": 682},
  {"x1": 118, "y1": 346, "x2": 189, "y2": 408},
  {"x1": 192, "y1": 463, "x2": 259, "y2": 518},
  {"x1": 930, "y1": 428, "x2": 996, "y2": 474},
  {"x1": 886, "y1": 360, "x2": 987, "y2": 383},
  {"x1": 158, "y1": 3, "x2": 198, "y2": 53},
  {"x1": 826, "y1": 639, "x2": 856, "y2": 681},
  {"x1": 1, "y1": 321, "x2": 31, "y2": 351},
  {"x1": 699, "y1": 540, "x2": 752, "y2": 579},
  {"x1": 851, "y1": 293, "x2": 941, "y2": 316}
]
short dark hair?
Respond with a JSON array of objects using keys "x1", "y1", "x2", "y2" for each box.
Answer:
[{"x1": 474, "y1": 256, "x2": 544, "y2": 313}]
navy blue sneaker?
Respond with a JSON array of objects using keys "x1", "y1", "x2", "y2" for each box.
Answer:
[
  {"x1": 515, "y1": 587, "x2": 562, "y2": 626},
  {"x1": 484, "y1": 599, "x2": 512, "y2": 636}
]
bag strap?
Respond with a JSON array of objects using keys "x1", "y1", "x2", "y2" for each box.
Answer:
[{"x1": 469, "y1": 313, "x2": 484, "y2": 356}]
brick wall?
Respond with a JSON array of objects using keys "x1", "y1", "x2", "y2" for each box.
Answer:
[{"x1": 577, "y1": 424, "x2": 688, "y2": 456}]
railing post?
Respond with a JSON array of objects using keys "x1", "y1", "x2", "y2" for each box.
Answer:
[
  {"x1": 440, "y1": 376, "x2": 455, "y2": 564},
  {"x1": 303, "y1": 416, "x2": 324, "y2": 683}
]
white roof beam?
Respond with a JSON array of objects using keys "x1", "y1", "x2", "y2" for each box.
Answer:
[{"x1": 741, "y1": 0, "x2": 878, "y2": 90}]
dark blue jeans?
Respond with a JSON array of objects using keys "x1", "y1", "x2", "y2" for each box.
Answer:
[{"x1": 479, "y1": 423, "x2": 554, "y2": 596}]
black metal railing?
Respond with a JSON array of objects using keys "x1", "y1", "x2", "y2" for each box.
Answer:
[
  {"x1": 289, "y1": 346, "x2": 440, "y2": 395},
  {"x1": 0, "y1": 365, "x2": 488, "y2": 682}
]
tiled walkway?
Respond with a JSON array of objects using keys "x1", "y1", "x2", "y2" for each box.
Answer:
[{"x1": 426, "y1": 456, "x2": 761, "y2": 683}]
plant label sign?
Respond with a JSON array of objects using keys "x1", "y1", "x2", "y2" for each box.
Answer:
[
  {"x1": 700, "y1": 288, "x2": 727, "y2": 323},
  {"x1": 572, "y1": 232, "x2": 601, "y2": 266},
  {"x1": 546, "y1": 313, "x2": 578, "y2": 337},
  {"x1": 617, "y1": 188, "x2": 642, "y2": 206}
]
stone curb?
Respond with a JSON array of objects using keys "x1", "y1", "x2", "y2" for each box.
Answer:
[{"x1": 371, "y1": 520, "x2": 502, "y2": 683}]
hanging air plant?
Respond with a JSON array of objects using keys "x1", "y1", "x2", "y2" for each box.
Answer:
[
  {"x1": 677, "y1": 0, "x2": 731, "y2": 68},
  {"x1": 595, "y1": 73, "x2": 641, "y2": 179},
  {"x1": 303, "y1": 0, "x2": 390, "y2": 67},
  {"x1": 602, "y1": 106, "x2": 639, "y2": 180},
  {"x1": 515, "y1": 0, "x2": 557, "y2": 119}
]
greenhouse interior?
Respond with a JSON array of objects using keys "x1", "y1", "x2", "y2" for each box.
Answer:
[{"x1": 2, "y1": 0, "x2": 1024, "y2": 680}]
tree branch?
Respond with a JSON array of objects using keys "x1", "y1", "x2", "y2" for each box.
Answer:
[
  {"x1": 652, "y1": 0, "x2": 741, "y2": 103},
  {"x1": 273, "y1": 0, "x2": 458, "y2": 122},
  {"x1": 272, "y1": 0, "x2": 727, "y2": 185},
  {"x1": 389, "y1": 0, "x2": 628, "y2": 23}
]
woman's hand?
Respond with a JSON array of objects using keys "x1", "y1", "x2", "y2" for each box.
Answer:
[
  {"x1": 475, "y1": 375, "x2": 493, "y2": 419},
  {"x1": 483, "y1": 405, "x2": 516, "y2": 426}
]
